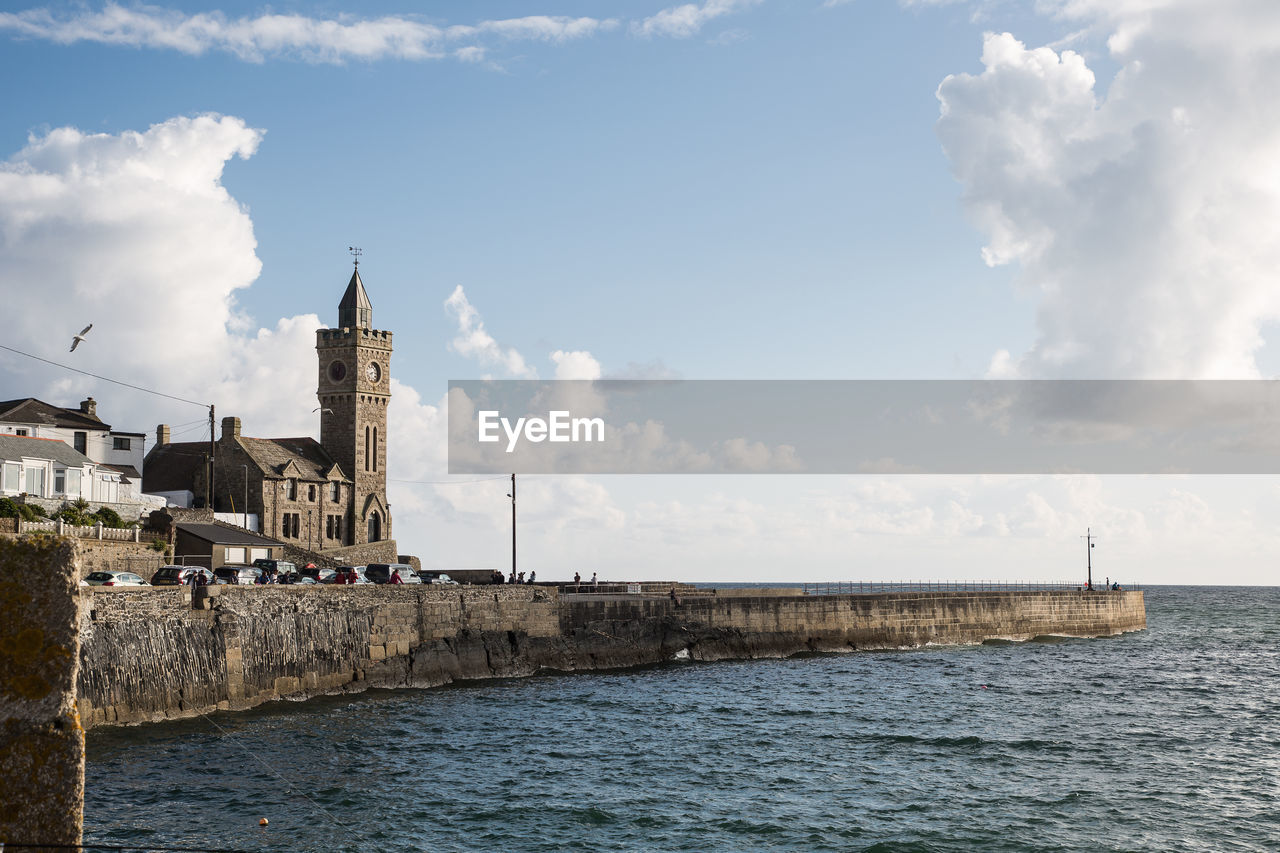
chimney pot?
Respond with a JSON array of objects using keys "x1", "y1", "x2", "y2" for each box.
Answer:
[
  {"x1": 80, "y1": 397, "x2": 97, "y2": 417},
  {"x1": 221, "y1": 416, "x2": 241, "y2": 440},
  {"x1": 157, "y1": 424, "x2": 170, "y2": 445}
]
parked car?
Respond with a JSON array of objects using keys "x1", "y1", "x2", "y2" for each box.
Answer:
[
  {"x1": 150, "y1": 566, "x2": 215, "y2": 586},
  {"x1": 84, "y1": 570, "x2": 150, "y2": 587},
  {"x1": 253, "y1": 559, "x2": 298, "y2": 582},
  {"x1": 328, "y1": 565, "x2": 373, "y2": 584},
  {"x1": 364, "y1": 563, "x2": 423, "y2": 584},
  {"x1": 419, "y1": 571, "x2": 460, "y2": 586},
  {"x1": 300, "y1": 566, "x2": 337, "y2": 584},
  {"x1": 213, "y1": 565, "x2": 265, "y2": 585}
]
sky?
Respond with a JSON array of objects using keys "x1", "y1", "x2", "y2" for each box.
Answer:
[{"x1": 2, "y1": 0, "x2": 1279, "y2": 584}]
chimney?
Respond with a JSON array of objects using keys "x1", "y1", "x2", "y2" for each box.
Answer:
[
  {"x1": 221, "y1": 416, "x2": 241, "y2": 440},
  {"x1": 157, "y1": 424, "x2": 170, "y2": 445},
  {"x1": 80, "y1": 397, "x2": 97, "y2": 418}
]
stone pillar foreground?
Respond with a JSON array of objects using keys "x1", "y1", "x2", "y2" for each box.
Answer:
[{"x1": 0, "y1": 536, "x2": 84, "y2": 849}]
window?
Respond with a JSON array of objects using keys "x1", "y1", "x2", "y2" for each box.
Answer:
[
  {"x1": 330, "y1": 482, "x2": 340, "y2": 502},
  {"x1": 73, "y1": 431, "x2": 85, "y2": 452},
  {"x1": 364, "y1": 426, "x2": 370, "y2": 471},
  {"x1": 372, "y1": 427, "x2": 378, "y2": 472},
  {"x1": 281, "y1": 516, "x2": 290, "y2": 537},
  {"x1": 112, "y1": 436, "x2": 131, "y2": 451},
  {"x1": 326, "y1": 515, "x2": 334, "y2": 540},
  {"x1": 250, "y1": 548, "x2": 269, "y2": 562},
  {"x1": 308, "y1": 484, "x2": 316, "y2": 502},
  {"x1": 15, "y1": 428, "x2": 29, "y2": 437},
  {"x1": 291, "y1": 513, "x2": 300, "y2": 539},
  {"x1": 286, "y1": 479, "x2": 297, "y2": 500},
  {"x1": 24, "y1": 467, "x2": 45, "y2": 497},
  {"x1": 3, "y1": 463, "x2": 20, "y2": 491},
  {"x1": 66, "y1": 468, "x2": 81, "y2": 496},
  {"x1": 224, "y1": 547, "x2": 246, "y2": 564},
  {"x1": 54, "y1": 469, "x2": 65, "y2": 494}
]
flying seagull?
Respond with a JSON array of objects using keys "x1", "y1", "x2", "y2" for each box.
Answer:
[{"x1": 70, "y1": 324, "x2": 93, "y2": 352}]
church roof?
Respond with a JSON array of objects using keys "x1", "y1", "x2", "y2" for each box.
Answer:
[
  {"x1": 0, "y1": 398, "x2": 109, "y2": 430},
  {"x1": 239, "y1": 436, "x2": 349, "y2": 482},
  {"x1": 338, "y1": 267, "x2": 373, "y2": 329}
]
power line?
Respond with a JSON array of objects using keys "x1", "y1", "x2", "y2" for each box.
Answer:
[
  {"x1": 388, "y1": 475, "x2": 510, "y2": 485},
  {"x1": 0, "y1": 342, "x2": 210, "y2": 409}
]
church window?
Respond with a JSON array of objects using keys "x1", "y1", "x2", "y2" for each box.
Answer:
[
  {"x1": 372, "y1": 427, "x2": 378, "y2": 472},
  {"x1": 364, "y1": 427, "x2": 370, "y2": 471}
]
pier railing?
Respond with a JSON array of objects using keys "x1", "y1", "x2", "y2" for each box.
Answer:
[{"x1": 801, "y1": 580, "x2": 1139, "y2": 595}]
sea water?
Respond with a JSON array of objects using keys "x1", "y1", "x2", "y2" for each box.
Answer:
[{"x1": 81, "y1": 586, "x2": 1280, "y2": 851}]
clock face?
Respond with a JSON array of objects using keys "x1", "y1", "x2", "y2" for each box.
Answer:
[
  {"x1": 328, "y1": 360, "x2": 347, "y2": 382},
  {"x1": 366, "y1": 362, "x2": 381, "y2": 383}
]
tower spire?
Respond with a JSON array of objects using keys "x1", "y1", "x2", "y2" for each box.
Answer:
[{"x1": 338, "y1": 248, "x2": 372, "y2": 329}]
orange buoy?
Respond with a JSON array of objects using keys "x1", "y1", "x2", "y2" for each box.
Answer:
[{"x1": 259, "y1": 817, "x2": 269, "y2": 826}]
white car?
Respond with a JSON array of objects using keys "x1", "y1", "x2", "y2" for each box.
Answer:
[{"x1": 83, "y1": 570, "x2": 150, "y2": 587}]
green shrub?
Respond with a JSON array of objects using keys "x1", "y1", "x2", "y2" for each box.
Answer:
[
  {"x1": 17, "y1": 503, "x2": 46, "y2": 522},
  {"x1": 150, "y1": 538, "x2": 168, "y2": 553},
  {"x1": 0, "y1": 497, "x2": 19, "y2": 518},
  {"x1": 92, "y1": 506, "x2": 126, "y2": 528}
]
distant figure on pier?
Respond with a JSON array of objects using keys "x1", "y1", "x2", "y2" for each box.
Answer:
[
  {"x1": 591, "y1": 572, "x2": 598, "y2": 588},
  {"x1": 528, "y1": 571, "x2": 536, "y2": 584},
  {"x1": 518, "y1": 571, "x2": 526, "y2": 584},
  {"x1": 389, "y1": 569, "x2": 403, "y2": 584},
  {"x1": 574, "y1": 571, "x2": 581, "y2": 591},
  {"x1": 509, "y1": 569, "x2": 517, "y2": 584},
  {"x1": 491, "y1": 570, "x2": 504, "y2": 584}
]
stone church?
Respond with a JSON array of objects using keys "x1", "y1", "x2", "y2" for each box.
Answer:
[{"x1": 143, "y1": 264, "x2": 394, "y2": 556}]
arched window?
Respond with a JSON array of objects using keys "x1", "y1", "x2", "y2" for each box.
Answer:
[
  {"x1": 372, "y1": 427, "x2": 378, "y2": 472},
  {"x1": 364, "y1": 426, "x2": 370, "y2": 471},
  {"x1": 368, "y1": 511, "x2": 381, "y2": 543}
]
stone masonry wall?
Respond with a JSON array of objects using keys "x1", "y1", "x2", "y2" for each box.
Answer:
[{"x1": 75, "y1": 587, "x2": 1145, "y2": 729}]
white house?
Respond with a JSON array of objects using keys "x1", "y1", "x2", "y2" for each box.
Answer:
[
  {"x1": 0, "y1": 433, "x2": 116, "y2": 502},
  {"x1": 0, "y1": 397, "x2": 147, "y2": 502}
]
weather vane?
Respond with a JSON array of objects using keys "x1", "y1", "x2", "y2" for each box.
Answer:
[{"x1": 348, "y1": 245, "x2": 362, "y2": 268}]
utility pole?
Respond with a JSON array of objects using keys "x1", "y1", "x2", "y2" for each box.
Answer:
[
  {"x1": 1081, "y1": 528, "x2": 1095, "y2": 589},
  {"x1": 506, "y1": 474, "x2": 516, "y2": 577},
  {"x1": 206, "y1": 404, "x2": 215, "y2": 510}
]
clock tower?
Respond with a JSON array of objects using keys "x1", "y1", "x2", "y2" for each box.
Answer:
[{"x1": 316, "y1": 259, "x2": 392, "y2": 545}]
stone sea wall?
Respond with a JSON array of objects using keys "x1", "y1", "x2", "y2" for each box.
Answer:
[{"x1": 76, "y1": 586, "x2": 1146, "y2": 729}]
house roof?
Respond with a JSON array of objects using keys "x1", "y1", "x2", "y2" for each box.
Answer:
[
  {"x1": 0, "y1": 398, "x2": 109, "y2": 431},
  {"x1": 175, "y1": 522, "x2": 283, "y2": 547},
  {"x1": 142, "y1": 441, "x2": 207, "y2": 493},
  {"x1": 0, "y1": 434, "x2": 95, "y2": 467},
  {"x1": 240, "y1": 436, "x2": 347, "y2": 482},
  {"x1": 101, "y1": 463, "x2": 141, "y2": 482}
]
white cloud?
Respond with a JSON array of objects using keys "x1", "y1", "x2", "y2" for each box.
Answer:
[
  {"x1": 443, "y1": 285, "x2": 537, "y2": 379},
  {"x1": 937, "y1": 4, "x2": 1280, "y2": 378},
  {"x1": 0, "y1": 3, "x2": 615, "y2": 64},
  {"x1": 550, "y1": 350, "x2": 602, "y2": 380},
  {"x1": 631, "y1": 0, "x2": 761, "y2": 39}
]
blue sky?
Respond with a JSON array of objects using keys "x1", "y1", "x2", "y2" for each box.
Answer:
[{"x1": 3, "y1": 0, "x2": 1279, "y2": 583}]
